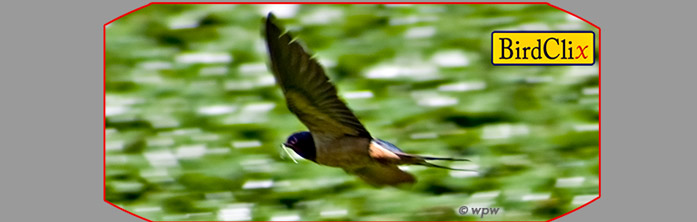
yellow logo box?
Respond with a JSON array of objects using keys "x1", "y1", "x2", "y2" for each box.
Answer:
[{"x1": 492, "y1": 31, "x2": 595, "y2": 65}]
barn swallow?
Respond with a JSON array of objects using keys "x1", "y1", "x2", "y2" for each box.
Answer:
[{"x1": 265, "y1": 13, "x2": 470, "y2": 187}]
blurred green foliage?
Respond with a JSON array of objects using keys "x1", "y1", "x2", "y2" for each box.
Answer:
[{"x1": 105, "y1": 4, "x2": 599, "y2": 221}]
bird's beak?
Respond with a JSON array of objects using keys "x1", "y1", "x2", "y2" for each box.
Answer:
[{"x1": 280, "y1": 143, "x2": 298, "y2": 164}]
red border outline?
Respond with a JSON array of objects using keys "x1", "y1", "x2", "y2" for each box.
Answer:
[{"x1": 103, "y1": 2, "x2": 601, "y2": 222}]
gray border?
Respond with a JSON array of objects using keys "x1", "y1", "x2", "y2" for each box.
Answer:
[{"x1": 5, "y1": 0, "x2": 684, "y2": 221}]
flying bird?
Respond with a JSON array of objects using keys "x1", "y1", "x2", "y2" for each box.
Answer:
[{"x1": 264, "y1": 13, "x2": 470, "y2": 187}]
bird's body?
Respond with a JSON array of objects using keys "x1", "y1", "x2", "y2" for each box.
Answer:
[
  {"x1": 314, "y1": 134, "x2": 372, "y2": 168},
  {"x1": 285, "y1": 131, "x2": 421, "y2": 186},
  {"x1": 265, "y1": 13, "x2": 469, "y2": 187}
]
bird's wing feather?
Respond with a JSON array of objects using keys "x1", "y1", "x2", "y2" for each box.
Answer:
[
  {"x1": 265, "y1": 13, "x2": 370, "y2": 139},
  {"x1": 353, "y1": 165, "x2": 416, "y2": 187}
]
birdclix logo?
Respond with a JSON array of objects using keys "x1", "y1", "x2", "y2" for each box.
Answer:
[{"x1": 491, "y1": 31, "x2": 595, "y2": 65}]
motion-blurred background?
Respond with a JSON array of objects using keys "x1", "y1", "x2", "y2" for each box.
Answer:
[{"x1": 105, "y1": 4, "x2": 599, "y2": 221}]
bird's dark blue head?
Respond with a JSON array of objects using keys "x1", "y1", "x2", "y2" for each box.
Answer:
[{"x1": 283, "y1": 131, "x2": 316, "y2": 162}]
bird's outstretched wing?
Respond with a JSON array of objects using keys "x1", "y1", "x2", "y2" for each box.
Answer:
[{"x1": 265, "y1": 13, "x2": 370, "y2": 138}]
